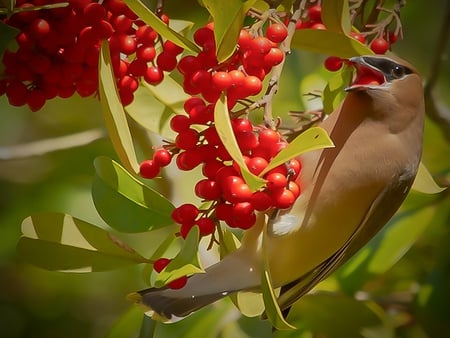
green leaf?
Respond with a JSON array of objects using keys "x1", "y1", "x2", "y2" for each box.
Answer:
[
  {"x1": 124, "y1": 0, "x2": 200, "y2": 53},
  {"x1": 92, "y1": 156, "x2": 174, "y2": 233},
  {"x1": 412, "y1": 162, "x2": 446, "y2": 194},
  {"x1": 261, "y1": 269, "x2": 296, "y2": 330},
  {"x1": 336, "y1": 200, "x2": 438, "y2": 293},
  {"x1": 218, "y1": 226, "x2": 241, "y2": 258},
  {"x1": 17, "y1": 213, "x2": 147, "y2": 272},
  {"x1": 0, "y1": 21, "x2": 18, "y2": 56},
  {"x1": 203, "y1": 0, "x2": 257, "y2": 62},
  {"x1": 292, "y1": 29, "x2": 373, "y2": 58},
  {"x1": 154, "y1": 227, "x2": 204, "y2": 287},
  {"x1": 214, "y1": 94, "x2": 266, "y2": 191},
  {"x1": 261, "y1": 216, "x2": 296, "y2": 330},
  {"x1": 125, "y1": 86, "x2": 175, "y2": 140},
  {"x1": 260, "y1": 127, "x2": 334, "y2": 176},
  {"x1": 321, "y1": 0, "x2": 351, "y2": 35},
  {"x1": 142, "y1": 75, "x2": 190, "y2": 116},
  {"x1": 99, "y1": 40, "x2": 140, "y2": 174},
  {"x1": 275, "y1": 293, "x2": 393, "y2": 338},
  {"x1": 322, "y1": 66, "x2": 353, "y2": 114}
]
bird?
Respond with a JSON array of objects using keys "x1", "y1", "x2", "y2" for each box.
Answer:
[{"x1": 128, "y1": 54, "x2": 425, "y2": 322}]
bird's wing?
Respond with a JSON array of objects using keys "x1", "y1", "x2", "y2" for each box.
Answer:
[{"x1": 274, "y1": 169, "x2": 416, "y2": 312}]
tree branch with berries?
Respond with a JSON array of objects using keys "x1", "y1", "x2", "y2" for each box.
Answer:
[{"x1": 1, "y1": 0, "x2": 449, "y2": 337}]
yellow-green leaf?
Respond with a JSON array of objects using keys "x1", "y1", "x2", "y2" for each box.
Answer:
[
  {"x1": 412, "y1": 162, "x2": 446, "y2": 194},
  {"x1": 321, "y1": 0, "x2": 351, "y2": 35},
  {"x1": 124, "y1": 0, "x2": 199, "y2": 53},
  {"x1": 17, "y1": 213, "x2": 147, "y2": 272},
  {"x1": 154, "y1": 227, "x2": 204, "y2": 287},
  {"x1": 218, "y1": 226, "x2": 241, "y2": 259},
  {"x1": 125, "y1": 86, "x2": 175, "y2": 140},
  {"x1": 261, "y1": 270, "x2": 296, "y2": 330},
  {"x1": 260, "y1": 127, "x2": 334, "y2": 176},
  {"x1": 261, "y1": 216, "x2": 296, "y2": 330},
  {"x1": 322, "y1": 65, "x2": 353, "y2": 113},
  {"x1": 99, "y1": 41, "x2": 139, "y2": 173},
  {"x1": 142, "y1": 75, "x2": 190, "y2": 116},
  {"x1": 92, "y1": 156, "x2": 174, "y2": 233},
  {"x1": 292, "y1": 29, "x2": 373, "y2": 58},
  {"x1": 203, "y1": 0, "x2": 257, "y2": 62},
  {"x1": 214, "y1": 94, "x2": 266, "y2": 191}
]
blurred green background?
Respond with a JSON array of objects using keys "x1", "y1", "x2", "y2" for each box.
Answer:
[{"x1": 1, "y1": 1, "x2": 450, "y2": 337}]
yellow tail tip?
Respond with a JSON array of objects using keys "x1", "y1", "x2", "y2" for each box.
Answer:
[{"x1": 126, "y1": 292, "x2": 142, "y2": 303}]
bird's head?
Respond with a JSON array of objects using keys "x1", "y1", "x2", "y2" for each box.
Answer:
[
  {"x1": 346, "y1": 55, "x2": 419, "y2": 91},
  {"x1": 344, "y1": 55, "x2": 424, "y2": 132}
]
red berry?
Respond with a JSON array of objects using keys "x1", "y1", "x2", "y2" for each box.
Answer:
[
  {"x1": 144, "y1": 66, "x2": 164, "y2": 85},
  {"x1": 350, "y1": 32, "x2": 366, "y2": 43},
  {"x1": 30, "y1": 18, "x2": 51, "y2": 39},
  {"x1": 196, "y1": 217, "x2": 216, "y2": 236},
  {"x1": 153, "y1": 257, "x2": 171, "y2": 273},
  {"x1": 177, "y1": 55, "x2": 201, "y2": 75},
  {"x1": 26, "y1": 90, "x2": 46, "y2": 111},
  {"x1": 247, "y1": 156, "x2": 269, "y2": 175},
  {"x1": 163, "y1": 40, "x2": 184, "y2": 55},
  {"x1": 84, "y1": 3, "x2": 106, "y2": 25},
  {"x1": 251, "y1": 191, "x2": 273, "y2": 211},
  {"x1": 370, "y1": 37, "x2": 389, "y2": 54},
  {"x1": 140, "y1": 160, "x2": 160, "y2": 179},
  {"x1": 194, "y1": 26, "x2": 214, "y2": 46},
  {"x1": 175, "y1": 128, "x2": 199, "y2": 149},
  {"x1": 271, "y1": 188, "x2": 295, "y2": 209},
  {"x1": 136, "y1": 45, "x2": 156, "y2": 62},
  {"x1": 170, "y1": 115, "x2": 191, "y2": 133},
  {"x1": 176, "y1": 149, "x2": 203, "y2": 170},
  {"x1": 228, "y1": 202, "x2": 256, "y2": 229},
  {"x1": 288, "y1": 181, "x2": 301, "y2": 199},
  {"x1": 171, "y1": 203, "x2": 199, "y2": 224},
  {"x1": 242, "y1": 76, "x2": 262, "y2": 96},
  {"x1": 111, "y1": 14, "x2": 133, "y2": 32},
  {"x1": 215, "y1": 203, "x2": 233, "y2": 221},
  {"x1": 195, "y1": 179, "x2": 221, "y2": 200},
  {"x1": 266, "y1": 23, "x2": 288, "y2": 43},
  {"x1": 266, "y1": 172, "x2": 288, "y2": 190},
  {"x1": 308, "y1": 5, "x2": 322, "y2": 22},
  {"x1": 153, "y1": 149, "x2": 172, "y2": 167},
  {"x1": 311, "y1": 23, "x2": 326, "y2": 30},
  {"x1": 263, "y1": 47, "x2": 284, "y2": 67},
  {"x1": 211, "y1": 71, "x2": 232, "y2": 91},
  {"x1": 324, "y1": 56, "x2": 343, "y2": 71},
  {"x1": 157, "y1": 52, "x2": 178, "y2": 72},
  {"x1": 168, "y1": 275, "x2": 188, "y2": 289}
]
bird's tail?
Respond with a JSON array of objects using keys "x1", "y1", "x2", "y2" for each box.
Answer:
[{"x1": 128, "y1": 248, "x2": 261, "y2": 321}]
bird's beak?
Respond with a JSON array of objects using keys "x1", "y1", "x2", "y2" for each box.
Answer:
[{"x1": 345, "y1": 56, "x2": 388, "y2": 92}]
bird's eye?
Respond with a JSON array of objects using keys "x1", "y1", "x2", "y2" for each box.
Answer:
[{"x1": 391, "y1": 65, "x2": 405, "y2": 79}]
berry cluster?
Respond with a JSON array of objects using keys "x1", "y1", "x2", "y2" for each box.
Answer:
[
  {"x1": 177, "y1": 22, "x2": 287, "y2": 108},
  {"x1": 292, "y1": 3, "x2": 399, "y2": 73},
  {"x1": 140, "y1": 22, "x2": 302, "y2": 238},
  {"x1": 0, "y1": 0, "x2": 181, "y2": 110}
]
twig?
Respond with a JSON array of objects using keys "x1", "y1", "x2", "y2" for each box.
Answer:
[{"x1": 0, "y1": 128, "x2": 105, "y2": 160}]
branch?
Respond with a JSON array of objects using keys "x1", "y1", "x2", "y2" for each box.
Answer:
[{"x1": 0, "y1": 129, "x2": 105, "y2": 160}]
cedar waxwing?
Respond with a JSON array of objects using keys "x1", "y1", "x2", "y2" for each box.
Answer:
[{"x1": 129, "y1": 54, "x2": 425, "y2": 321}]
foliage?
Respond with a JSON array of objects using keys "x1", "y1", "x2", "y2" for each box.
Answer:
[{"x1": 0, "y1": 0, "x2": 449, "y2": 337}]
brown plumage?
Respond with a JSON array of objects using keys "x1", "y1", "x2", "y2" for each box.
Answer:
[{"x1": 129, "y1": 55, "x2": 425, "y2": 321}]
